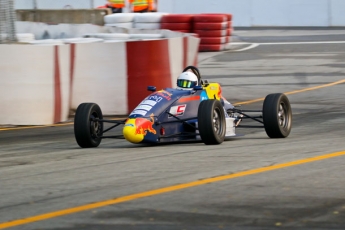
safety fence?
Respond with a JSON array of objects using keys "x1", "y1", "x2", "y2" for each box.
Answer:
[{"x1": 0, "y1": 0, "x2": 17, "y2": 43}]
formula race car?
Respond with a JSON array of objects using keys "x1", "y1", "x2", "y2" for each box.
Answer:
[{"x1": 74, "y1": 66, "x2": 292, "y2": 147}]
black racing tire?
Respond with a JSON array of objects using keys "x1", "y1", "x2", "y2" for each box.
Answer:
[
  {"x1": 263, "y1": 93, "x2": 292, "y2": 138},
  {"x1": 74, "y1": 103, "x2": 103, "y2": 148},
  {"x1": 198, "y1": 100, "x2": 226, "y2": 145}
]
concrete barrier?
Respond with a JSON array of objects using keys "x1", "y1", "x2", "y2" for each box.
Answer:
[
  {"x1": 71, "y1": 35, "x2": 199, "y2": 115},
  {"x1": 0, "y1": 24, "x2": 200, "y2": 125},
  {"x1": 0, "y1": 45, "x2": 70, "y2": 125},
  {"x1": 16, "y1": 9, "x2": 111, "y2": 26}
]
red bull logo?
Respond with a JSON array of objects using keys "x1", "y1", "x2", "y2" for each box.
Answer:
[
  {"x1": 135, "y1": 113, "x2": 156, "y2": 135},
  {"x1": 155, "y1": 90, "x2": 172, "y2": 101}
]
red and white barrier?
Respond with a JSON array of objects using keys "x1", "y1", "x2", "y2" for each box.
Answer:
[
  {"x1": 0, "y1": 34, "x2": 199, "y2": 125},
  {"x1": 0, "y1": 45, "x2": 70, "y2": 125},
  {"x1": 71, "y1": 36, "x2": 199, "y2": 114}
]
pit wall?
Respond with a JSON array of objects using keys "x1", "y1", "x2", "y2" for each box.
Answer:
[
  {"x1": 0, "y1": 35, "x2": 199, "y2": 125},
  {"x1": 159, "y1": 0, "x2": 345, "y2": 27}
]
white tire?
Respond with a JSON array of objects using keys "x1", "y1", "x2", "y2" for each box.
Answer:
[
  {"x1": 129, "y1": 34, "x2": 163, "y2": 39},
  {"x1": 105, "y1": 22, "x2": 133, "y2": 29},
  {"x1": 134, "y1": 12, "x2": 168, "y2": 23},
  {"x1": 83, "y1": 33, "x2": 130, "y2": 40},
  {"x1": 104, "y1": 13, "x2": 136, "y2": 24},
  {"x1": 134, "y1": 22, "x2": 161, "y2": 30}
]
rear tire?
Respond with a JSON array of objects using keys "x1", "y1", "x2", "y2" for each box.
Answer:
[
  {"x1": 74, "y1": 103, "x2": 103, "y2": 148},
  {"x1": 263, "y1": 93, "x2": 292, "y2": 138},
  {"x1": 198, "y1": 100, "x2": 226, "y2": 145}
]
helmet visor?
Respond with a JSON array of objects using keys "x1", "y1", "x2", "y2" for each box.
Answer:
[{"x1": 177, "y1": 79, "x2": 197, "y2": 88}]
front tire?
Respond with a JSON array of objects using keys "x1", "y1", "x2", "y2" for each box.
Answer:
[
  {"x1": 74, "y1": 103, "x2": 103, "y2": 148},
  {"x1": 198, "y1": 100, "x2": 226, "y2": 145},
  {"x1": 263, "y1": 93, "x2": 292, "y2": 138}
]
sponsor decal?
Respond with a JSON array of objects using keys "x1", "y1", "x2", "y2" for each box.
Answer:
[
  {"x1": 148, "y1": 95, "x2": 163, "y2": 102},
  {"x1": 125, "y1": 124, "x2": 134, "y2": 127},
  {"x1": 200, "y1": 91, "x2": 208, "y2": 101},
  {"x1": 153, "y1": 90, "x2": 172, "y2": 101},
  {"x1": 135, "y1": 104, "x2": 152, "y2": 111},
  {"x1": 141, "y1": 100, "x2": 157, "y2": 106},
  {"x1": 169, "y1": 104, "x2": 186, "y2": 117},
  {"x1": 135, "y1": 113, "x2": 156, "y2": 135},
  {"x1": 130, "y1": 109, "x2": 147, "y2": 116}
]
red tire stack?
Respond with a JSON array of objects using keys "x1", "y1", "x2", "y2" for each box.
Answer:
[
  {"x1": 193, "y1": 14, "x2": 233, "y2": 52},
  {"x1": 160, "y1": 14, "x2": 194, "y2": 33}
]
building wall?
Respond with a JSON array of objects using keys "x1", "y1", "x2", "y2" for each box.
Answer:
[{"x1": 15, "y1": 0, "x2": 345, "y2": 26}]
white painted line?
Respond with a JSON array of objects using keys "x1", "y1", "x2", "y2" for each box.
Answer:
[
  {"x1": 232, "y1": 43, "x2": 260, "y2": 52},
  {"x1": 258, "y1": 41, "x2": 345, "y2": 45}
]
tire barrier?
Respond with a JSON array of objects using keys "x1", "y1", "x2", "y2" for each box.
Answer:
[
  {"x1": 160, "y1": 22, "x2": 191, "y2": 31},
  {"x1": 134, "y1": 13, "x2": 167, "y2": 23},
  {"x1": 200, "y1": 36, "x2": 229, "y2": 44},
  {"x1": 102, "y1": 13, "x2": 233, "y2": 53},
  {"x1": 192, "y1": 14, "x2": 233, "y2": 52},
  {"x1": 193, "y1": 14, "x2": 229, "y2": 23},
  {"x1": 0, "y1": 34, "x2": 199, "y2": 125},
  {"x1": 133, "y1": 22, "x2": 161, "y2": 30},
  {"x1": 160, "y1": 14, "x2": 194, "y2": 33},
  {"x1": 161, "y1": 14, "x2": 194, "y2": 23},
  {"x1": 83, "y1": 33, "x2": 130, "y2": 40},
  {"x1": 194, "y1": 29, "x2": 228, "y2": 37},
  {"x1": 104, "y1": 13, "x2": 136, "y2": 24},
  {"x1": 104, "y1": 22, "x2": 134, "y2": 29},
  {"x1": 133, "y1": 13, "x2": 167, "y2": 30},
  {"x1": 194, "y1": 21, "x2": 230, "y2": 30}
]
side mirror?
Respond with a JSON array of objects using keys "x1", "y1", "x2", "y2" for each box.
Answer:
[
  {"x1": 193, "y1": 86, "x2": 203, "y2": 91},
  {"x1": 147, "y1": 86, "x2": 156, "y2": 92}
]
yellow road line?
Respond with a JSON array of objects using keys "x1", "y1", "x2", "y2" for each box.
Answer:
[
  {"x1": 0, "y1": 122, "x2": 73, "y2": 131},
  {"x1": 1, "y1": 150, "x2": 344, "y2": 229},
  {"x1": 234, "y1": 79, "x2": 345, "y2": 106}
]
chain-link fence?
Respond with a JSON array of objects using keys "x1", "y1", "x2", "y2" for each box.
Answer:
[{"x1": 0, "y1": 0, "x2": 17, "y2": 43}]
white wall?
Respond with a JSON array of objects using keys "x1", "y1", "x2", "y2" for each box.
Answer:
[
  {"x1": 158, "y1": 0, "x2": 345, "y2": 27},
  {"x1": 330, "y1": 0, "x2": 345, "y2": 26}
]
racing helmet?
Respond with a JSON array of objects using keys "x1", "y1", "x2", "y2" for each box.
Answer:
[{"x1": 177, "y1": 71, "x2": 198, "y2": 90}]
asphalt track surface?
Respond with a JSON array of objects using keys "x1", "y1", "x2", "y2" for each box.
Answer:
[{"x1": 1, "y1": 29, "x2": 345, "y2": 230}]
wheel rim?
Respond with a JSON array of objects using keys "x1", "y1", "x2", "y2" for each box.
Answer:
[
  {"x1": 213, "y1": 108, "x2": 222, "y2": 135},
  {"x1": 278, "y1": 102, "x2": 289, "y2": 129},
  {"x1": 90, "y1": 111, "x2": 101, "y2": 138}
]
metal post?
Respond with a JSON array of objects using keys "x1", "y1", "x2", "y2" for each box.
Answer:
[
  {"x1": 0, "y1": 0, "x2": 4, "y2": 43},
  {"x1": 8, "y1": 0, "x2": 16, "y2": 42},
  {"x1": 33, "y1": 0, "x2": 37, "y2": 9}
]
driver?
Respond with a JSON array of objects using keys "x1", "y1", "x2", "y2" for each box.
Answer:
[
  {"x1": 176, "y1": 71, "x2": 199, "y2": 90},
  {"x1": 177, "y1": 70, "x2": 235, "y2": 109}
]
